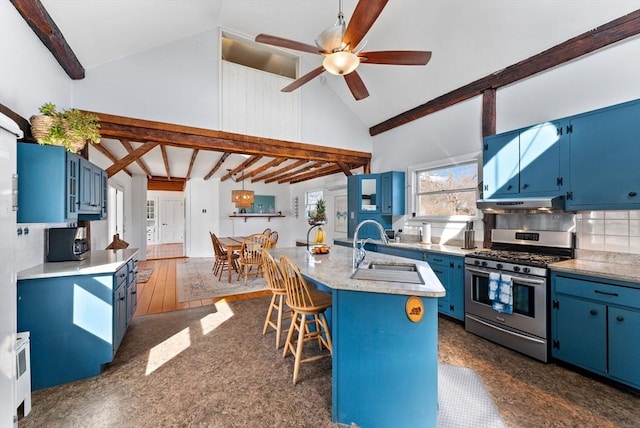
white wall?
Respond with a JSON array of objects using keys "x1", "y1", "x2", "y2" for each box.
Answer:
[{"x1": 0, "y1": 2, "x2": 71, "y2": 121}]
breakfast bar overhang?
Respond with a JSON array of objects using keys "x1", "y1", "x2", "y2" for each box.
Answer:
[{"x1": 270, "y1": 245, "x2": 445, "y2": 428}]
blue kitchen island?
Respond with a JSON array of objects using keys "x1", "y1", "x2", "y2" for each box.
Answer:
[{"x1": 270, "y1": 245, "x2": 445, "y2": 428}]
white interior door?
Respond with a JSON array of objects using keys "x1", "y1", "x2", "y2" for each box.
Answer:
[{"x1": 160, "y1": 199, "x2": 184, "y2": 243}]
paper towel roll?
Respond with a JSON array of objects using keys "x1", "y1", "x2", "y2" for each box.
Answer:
[{"x1": 421, "y1": 223, "x2": 431, "y2": 244}]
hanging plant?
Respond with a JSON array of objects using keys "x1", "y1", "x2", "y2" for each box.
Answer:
[{"x1": 30, "y1": 102, "x2": 101, "y2": 153}]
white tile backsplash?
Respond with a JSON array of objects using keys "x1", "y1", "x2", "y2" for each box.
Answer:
[
  {"x1": 15, "y1": 223, "x2": 46, "y2": 272},
  {"x1": 583, "y1": 219, "x2": 605, "y2": 235},
  {"x1": 604, "y1": 219, "x2": 629, "y2": 236},
  {"x1": 576, "y1": 210, "x2": 640, "y2": 255},
  {"x1": 604, "y1": 235, "x2": 630, "y2": 253},
  {"x1": 604, "y1": 210, "x2": 629, "y2": 220}
]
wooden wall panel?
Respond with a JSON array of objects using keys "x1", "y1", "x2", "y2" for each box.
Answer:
[{"x1": 221, "y1": 61, "x2": 300, "y2": 142}]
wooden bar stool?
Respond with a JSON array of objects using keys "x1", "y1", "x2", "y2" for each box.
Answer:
[
  {"x1": 279, "y1": 255, "x2": 332, "y2": 385},
  {"x1": 261, "y1": 248, "x2": 290, "y2": 349}
]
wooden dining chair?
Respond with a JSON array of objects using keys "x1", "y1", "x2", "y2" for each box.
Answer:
[
  {"x1": 261, "y1": 248, "x2": 291, "y2": 349},
  {"x1": 210, "y1": 231, "x2": 239, "y2": 280},
  {"x1": 268, "y1": 230, "x2": 279, "y2": 248},
  {"x1": 279, "y1": 255, "x2": 332, "y2": 385},
  {"x1": 237, "y1": 233, "x2": 271, "y2": 284}
]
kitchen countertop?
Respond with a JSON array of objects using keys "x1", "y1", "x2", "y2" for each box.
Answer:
[
  {"x1": 333, "y1": 237, "x2": 484, "y2": 257},
  {"x1": 17, "y1": 248, "x2": 140, "y2": 280},
  {"x1": 269, "y1": 245, "x2": 445, "y2": 298},
  {"x1": 550, "y1": 258, "x2": 640, "y2": 284}
]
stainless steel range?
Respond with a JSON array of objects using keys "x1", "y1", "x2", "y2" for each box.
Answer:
[{"x1": 464, "y1": 229, "x2": 574, "y2": 362}]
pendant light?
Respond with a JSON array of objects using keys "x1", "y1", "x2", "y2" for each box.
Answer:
[{"x1": 231, "y1": 170, "x2": 254, "y2": 208}]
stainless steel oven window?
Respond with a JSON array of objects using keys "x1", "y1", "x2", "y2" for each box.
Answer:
[{"x1": 470, "y1": 272, "x2": 536, "y2": 318}]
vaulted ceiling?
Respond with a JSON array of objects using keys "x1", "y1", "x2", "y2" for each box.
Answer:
[{"x1": 10, "y1": 0, "x2": 640, "y2": 187}]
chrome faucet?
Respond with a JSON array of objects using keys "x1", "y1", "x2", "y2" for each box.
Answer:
[{"x1": 352, "y1": 219, "x2": 390, "y2": 269}]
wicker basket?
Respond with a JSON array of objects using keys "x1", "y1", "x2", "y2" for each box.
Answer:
[
  {"x1": 29, "y1": 115, "x2": 55, "y2": 141},
  {"x1": 28, "y1": 114, "x2": 88, "y2": 153}
]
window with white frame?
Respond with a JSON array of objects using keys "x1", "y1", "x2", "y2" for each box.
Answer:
[
  {"x1": 413, "y1": 158, "x2": 479, "y2": 218},
  {"x1": 305, "y1": 190, "x2": 324, "y2": 219}
]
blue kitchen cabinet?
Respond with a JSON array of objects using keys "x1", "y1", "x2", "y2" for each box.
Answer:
[
  {"x1": 17, "y1": 142, "x2": 108, "y2": 222},
  {"x1": 17, "y1": 143, "x2": 79, "y2": 223},
  {"x1": 17, "y1": 264, "x2": 132, "y2": 390},
  {"x1": 483, "y1": 122, "x2": 568, "y2": 198},
  {"x1": 79, "y1": 157, "x2": 104, "y2": 215},
  {"x1": 426, "y1": 253, "x2": 464, "y2": 321},
  {"x1": 126, "y1": 257, "x2": 139, "y2": 323},
  {"x1": 482, "y1": 130, "x2": 519, "y2": 197},
  {"x1": 380, "y1": 171, "x2": 405, "y2": 215},
  {"x1": 551, "y1": 272, "x2": 640, "y2": 390},
  {"x1": 565, "y1": 99, "x2": 640, "y2": 210},
  {"x1": 376, "y1": 245, "x2": 426, "y2": 261},
  {"x1": 347, "y1": 172, "x2": 404, "y2": 238},
  {"x1": 448, "y1": 256, "x2": 465, "y2": 321}
]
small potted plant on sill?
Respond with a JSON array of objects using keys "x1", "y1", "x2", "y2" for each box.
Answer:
[
  {"x1": 308, "y1": 198, "x2": 327, "y2": 225},
  {"x1": 30, "y1": 102, "x2": 101, "y2": 153}
]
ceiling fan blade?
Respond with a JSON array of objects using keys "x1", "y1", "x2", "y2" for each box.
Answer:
[
  {"x1": 255, "y1": 33, "x2": 323, "y2": 55},
  {"x1": 281, "y1": 66, "x2": 326, "y2": 92},
  {"x1": 343, "y1": 0, "x2": 388, "y2": 50},
  {"x1": 343, "y1": 70, "x2": 369, "y2": 101},
  {"x1": 359, "y1": 51, "x2": 432, "y2": 66}
]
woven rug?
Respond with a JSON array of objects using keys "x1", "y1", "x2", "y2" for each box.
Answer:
[
  {"x1": 136, "y1": 268, "x2": 153, "y2": 283},
  {"x1": 438, "y1": 364, "x2": 506, "y2": 427},
  {"x1": 176, "y1": 257, "x2": 267, "y2": 302}
]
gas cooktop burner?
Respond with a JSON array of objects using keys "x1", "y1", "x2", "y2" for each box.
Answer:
[{"x1": 466, "y1": 250, "x2": 571, "y2": 267}]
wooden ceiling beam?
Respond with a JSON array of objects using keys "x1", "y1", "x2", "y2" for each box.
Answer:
[
  {"x1": 185, "y1": 149, "x2": 199, "y2": 181},
  {"x1": 269, "y1": 161, "x2": 327, "y2": 184},
  {"x1": 10, "y1": 0, "x2": 85, "y2": 79},
  {"x1": 105, "y1": 141, "x2": 158, "y2": 177},
  {"x1": 289, "y1": 164, "x2": 345, "y2": 184},
  {"x1": 92, "y1": 111, "x2": 371, "y2": 166},
  {"x1": 203, "y1": 152, "x2": 230, "y2": 180},
  {"x1": 252, "y1": 159, "x2": 307, "y2": 183},
  {"x1": 160, "y1": 144, "x2": 171, "y2": 179},
  {"x1": 120, "y1": 139, "x2": 152, "y2": 177},
  {"x1": 147, "y1": 176, "x2": 185, "y2": 192},
  {"x1": 91, "y1": 143, "x2": 132, "y2": 176},
  {"x1": 370, "y1": 9, "x2": 640, "y2": 136},
  {"x1": 336, "y1": 161, "x2": 353, "y2": 176},
  {"x1": 243, "y1": 157, "x2": 287, "y2": 180},
  {"x1": 220, "y1": 156, "x2": 262, "y2": 182}
]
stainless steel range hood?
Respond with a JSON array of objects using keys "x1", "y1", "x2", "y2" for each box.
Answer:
[{"x1": 477, "y1": 195, "x2": 566, "y2": 213}]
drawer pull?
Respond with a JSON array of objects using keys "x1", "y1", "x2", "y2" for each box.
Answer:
[
  {"x1": 589, "y1": 309, "x2": 598, "y2": 316},
  {"x1": 616, "y1": 315, "x2": 624, "y2": 322},
  {"x1": 594, "y1": 290, "x2": 618, "y2": 297}
]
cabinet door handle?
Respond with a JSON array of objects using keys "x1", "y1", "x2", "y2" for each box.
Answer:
[
  {"x1": 507, "y1": 185, "x2": 513, "y2": 190},
  {"x1": 629, "y1": 192, "x2": 637, "y2": 197},
  {"x1": 589, "y1": 309, "x2": 598, "y2": 316},
  {"x1": 522, "y1": 183, "x2": 529, "y2": 189},
  {"x1": 119, "y1": 296, "x2": 125, "y2": 301},
  {"x1": 616, "y1": 315, "x2": 624, "y2": 322},
  {"x1": 594, "y1": 290, "x2": 618, "y2": 297}
]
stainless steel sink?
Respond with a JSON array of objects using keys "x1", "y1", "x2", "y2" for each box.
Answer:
[
  {"x1": 350, "y1": 262, "x2": 424, "y2": 284},
  {"x1": 367, "y1": 262, "x2": 418, "y2": 272}
]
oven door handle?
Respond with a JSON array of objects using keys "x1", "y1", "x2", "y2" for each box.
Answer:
[
  {"x1": 465, "y1": 266, "x2": 546, "y2": 286},
  {"x1": 466, "y1": 314, "x2": 546, "y2": 345}
]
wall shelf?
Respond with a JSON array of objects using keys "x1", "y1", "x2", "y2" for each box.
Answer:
[{"x1": 229, "y1": 214, "x2": 285, "y2": 223}]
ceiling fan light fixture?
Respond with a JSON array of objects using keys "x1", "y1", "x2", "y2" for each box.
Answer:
[
  {"x1": 323, "y1": 51, "x2": 360, "y2": 75},
  {"x1": 315, "y1": 24, "x2": 344, "y2": 52}
]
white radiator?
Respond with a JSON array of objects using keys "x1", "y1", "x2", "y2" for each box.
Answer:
[{"x1": 15, "y1": 332, "x2": 31, "y2": 418}]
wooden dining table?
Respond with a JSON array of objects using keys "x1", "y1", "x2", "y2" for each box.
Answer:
[{"x1": 217, "y1": 236, "x2": 245, "y2": 282}]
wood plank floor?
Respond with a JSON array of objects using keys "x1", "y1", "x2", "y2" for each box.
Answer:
[{"x1": 135, "y1": 257, "x2": 270, "y2": 316}]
